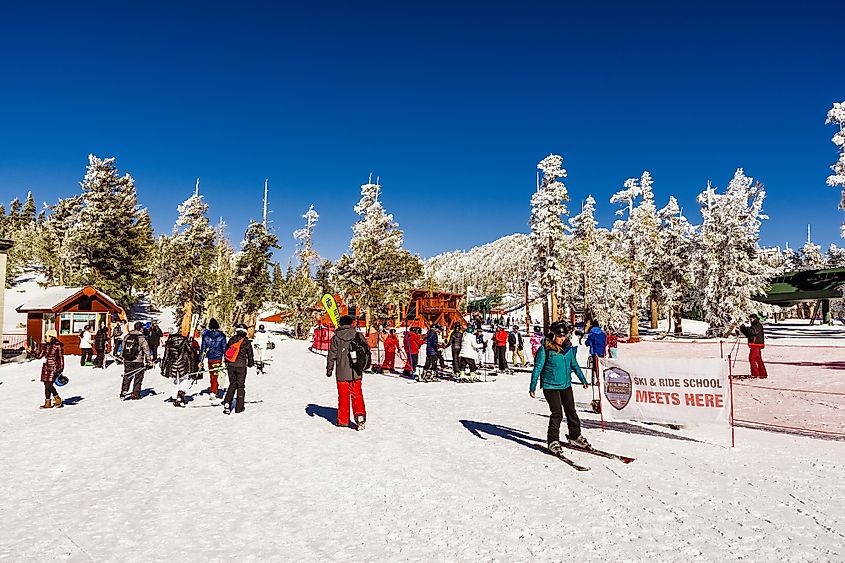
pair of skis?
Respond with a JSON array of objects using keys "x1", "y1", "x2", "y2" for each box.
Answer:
[{"x1": 545, "y1": 444, "x2": 635, "y2": 471}]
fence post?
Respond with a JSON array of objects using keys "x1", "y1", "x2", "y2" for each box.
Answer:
[{"x1": 728, "y1": 354, "x2": 735, "y2": 448}]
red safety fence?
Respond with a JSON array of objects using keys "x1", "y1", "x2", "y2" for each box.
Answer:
[
  {"x1": 617, "y1": 339, "x2": 845, "y2": 441},
  {"x1": 2, "y1": 332, "x2": 27, "y2": 351}
]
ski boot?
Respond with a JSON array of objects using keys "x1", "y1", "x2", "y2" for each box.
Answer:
[
  {"x1": 548, "y1": 440, "x2": 563, "y2": 455},
  {"x1": 222, "y1": 403, "x2": 231, "y2": 415},
  {"x1": 567, "y1": 435, "x2": 592, "y2": 450},
  {"x1": 355, "y1": 414, "x2": 366, "y2": 431},
  {"x1": 173, "y1": 390, "x2": 186, "y2": 408}
]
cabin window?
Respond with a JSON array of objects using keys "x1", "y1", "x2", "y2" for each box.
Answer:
[{"x1": 58, "y1": 312, "x2": 103, "y2": 335}]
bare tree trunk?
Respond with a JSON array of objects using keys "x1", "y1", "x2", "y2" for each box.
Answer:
[
  {"x1": 542, "y1": 294, "x2": 550, "y2": 333},
  {"x1": 524, "y1": 281, "x2": 530, "y2": 332},
  {"x1": 180, "y1": 299, "x2": 193, "y2": 337},
  {"x1": 550, "y1": 286, "x2": 559, "y2": 322},
  {"x1": 246, "y1": 311, "x2": 257, "y2": 339},
  {"x1": 673, "y1": 302, "x2": 683, "y2": 335},
  {"x1": 649, "y1": 292, "x2": 658, "y2": 329},
  {"x1": 629, "y1": 288, "x2": 640, "y2": 342}
]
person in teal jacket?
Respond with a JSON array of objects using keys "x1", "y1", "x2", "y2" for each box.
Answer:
[{"x1": 529, "y1": 321, "x2": 591, "y2": 453}]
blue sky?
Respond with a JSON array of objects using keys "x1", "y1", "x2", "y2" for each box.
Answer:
[{"x1": 1, "y1": 1, "x2": 843, "y2": 264}]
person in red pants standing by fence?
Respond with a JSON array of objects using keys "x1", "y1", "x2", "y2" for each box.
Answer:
[
  {"x1": 326, "y1": 315, "x2": 370, "y2": 430},
  {"x1": 740, "y1": 313, "x2": 768, "y2": 379},
  {"x1": 381, "y1": 329, "x2": 399, "y2": 373}
]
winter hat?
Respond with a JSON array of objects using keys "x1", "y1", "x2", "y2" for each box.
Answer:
[
  {"x1": 235, "y1": 323, "x2": 248, "y2": 334},
  {"x1": 208, "y1": 318, "x2": 220, "y2": 330},
  {"x1": 45, "y1": 329, "x2": 58, "y2": 340},
  {"x1": 134, "y1": 321, "x2": 144, "y2": 331},
  {"x1": 338, "y1": 315, "x2": 354, "y2": 327}
]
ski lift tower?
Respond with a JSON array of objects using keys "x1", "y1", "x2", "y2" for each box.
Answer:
[{"x1": 0, "y1": 238, "x2": 14, "y2": 355}]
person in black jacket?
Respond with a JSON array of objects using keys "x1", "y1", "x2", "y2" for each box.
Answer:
[
  {"x1": 326, "y1": 315, "x2": 370, "y2": 429},
  {"x1": 739, "y1": 314, "x2": 767, "y2": 378},
  {"x1": 147, "y1": 320, "x2": 163, "y2": 363},
  {"x1": 160, "y1": 329, "x2": 198, "y2": 407},
  {"x1": 93, "y1": 325, "x2": 108, "y2": 368},
  {"x1": 222, "y1": 323, "x2": 254, "y2": 414},
  {"x1": 446, "y1": 323, "x2": 463, "y2": 375}
]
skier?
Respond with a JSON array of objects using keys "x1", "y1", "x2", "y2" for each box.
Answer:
[
  {"x1": 222, "y1": 323, "x2": 254, "y2": 414},
  {"x1": 458, "y1": 326, "x2": 484, "y2": 377},
  {"x1": 530, "y1": 325, "x2": 544, "y2": 360},
  {"x1": 739, "y1": 314, "x2": 767, "y2": 379},
  {"x1": 423, "y1": 324, "x2": 441, "y2": 379},
  {"x1": 147, "y1": 320, "x2": 163, "y2": 363},
  {"x1": 253, "y1": 324, "x2": 271, "y2": 367},
  {"x1": 160, "y1": 328, "x2": 196, "y2": 408},
  {"x1": 120, "y1": 322, "x2": 153, "y2": 400},
  {"x1": 325, "y1": 315, "x2": 369, "y2": 429},
  {"x1": 446, "y1": 322, "x2": 463, "y2": 375},
  {"x1": 584, "y1": 323, "x2": 607, "y2": 384},
  {"x1": 79, "y1": 325, "x2": 94, "y2": 366},
  {"x1": 200, "y1": 318, "x2": 228, "y2": 399},
  {"x1": 493, "y1": 324, "x2": 509, "y2": 373},
  {"x1": 37, "y1": 329, "x2": 64, "y2": 409},
  {"x1": 529, "y1": 321, "x2": 591, "y2": 453},
  {"x1": 508, "y1": 325, "x2": 525, "y2": 368},
  {"x1": 93, "y1": 325, "x2": 108, "y2": 368},
  {"x1": 381, "y1": 329, "x2": 399, "y2": 373}
]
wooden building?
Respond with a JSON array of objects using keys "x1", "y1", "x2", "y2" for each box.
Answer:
[{"x1": 16, "y1": 286, "x2": 126, "y2": 355}]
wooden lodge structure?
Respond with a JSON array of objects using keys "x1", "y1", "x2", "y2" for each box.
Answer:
[
  {"x1": 308, "y1": 289, "x2": 466, "y2": 330},
  {"x1": 16, "y1": 286, "x2": 126, "y2": 355}
]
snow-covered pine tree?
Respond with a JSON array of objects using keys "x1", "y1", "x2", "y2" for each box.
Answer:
[
  {"x1": 207, "y1": 221, "x2": 238, "y2": 332},
  {"x1": 157, "y1": 185, "x2": 216, "y2": 334},
  {"x1": 798, "y1": 225, "x2": 825, "y2": 271},
  {"x1": 293, "y1": 205, "x2": 320, "y2": 278},
  {"x1": 63, "y1": 155, "x2": 151, "y2": 309},
  {"x1": 589, "y1": 228, "x2": 630, "y2": 332},
  {"x1": 781, "y1": 244, "x2": 801, "y2": 273},
  {"x1": 233, "y1": 220, "x2": 280, "y2": 335},
  {"x1": 278, "y1": 263, "x2": 321, "y2": 339},
  {"x1": 33, "y1": 196, "x2": 83, "y2": 286},
  {"x1": 530, "y1": 154, "x2": 570, "y2": 327},
  {"x1": 569, "y1": 195, "x2": 602, "y2": 324},
  {"x1": 609, "y1": 171, "x2": 660, "y2": 341},
  {"x1": 655, "y1": 197, "x2": 695, "y2": 334},
  {"x1": 696, "y1": 169, "x2": 772, "y2": 336},
  {"x1": 333, "y1": 179, "x2": 422, "y2": 330},
  {"x1": 826, "y1": 244, "x2": 845, "y2": 267},
  {"x1": 270, "y1": 262, "x2": 284, "y2": 305},
  {"x1": 826, "y1": 101, "x2": 845, "y2": 238}
]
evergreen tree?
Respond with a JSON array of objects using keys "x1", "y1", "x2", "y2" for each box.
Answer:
[
  {"x1": 278, "y1": 264, "x2": 321, "y2": 339},
  {"x1": 529, "y1": 154, "x2": 570, "y2": 326},
  {"x1": 63, "y1": 155, "x2": 151, "y2": 309},
  {"x1": 293, "y1": 205, "x2": 320, "y2": 277},
  {"x1": 271, "y1": 262, "x2": 284, "y2": 305},
  {"x1": 233, "y1": 220, "x2": 280, "y2": 334},
  {"x1": 826, "y1": 244, "x2": 845, "y2": 268},
  {"x1": 33, "y1": 196, "x2": 83, "y2": 285},
  {"x1": 207, "y1": 224, "x2": 238, "y2": 332},
  {"x1": 569, "y1": 195, "x2": 601, "y2": 323},
  {"x1": 333, "y1": 179, "x2": 422, "y2": 329},
  {"x1": 21, "y1": 192, "x2": 36, "y2": 224},
  {"x1": 781, "y1": 245, "x2": 801, "y2": 273},
  {"x1": 826, "y1": 101, "x2": 845, "y2": 238},
  {"x1": 695, "y1": 169, "x2": 772, "y2": 336},
  {"x1": 655, "y1": 197, "x2": 695, "y2": 334},
  {"x1": 157, "y1": 188, "x2": 216, "y2": 333},
  {"x1": 315, "y1": 258, "x2": 334, "y2": 295}
]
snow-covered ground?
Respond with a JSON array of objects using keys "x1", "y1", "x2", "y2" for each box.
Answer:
[{"x1": 1, "y1": 336, "x2": 844, "y2": 561}]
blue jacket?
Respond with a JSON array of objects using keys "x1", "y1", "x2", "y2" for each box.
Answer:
[
  {"x1": 425, "y1": 330, "x2": 439, "y2": 356},
  {"x1": 530, "y1": 339, "x2": 588, "y2": 393},
  {"x1": 200, "y1": 329, "x2": 228, "y2": 361},
  {"x1": 585, "y1": 327, "x2": 607, "y2": 356}
]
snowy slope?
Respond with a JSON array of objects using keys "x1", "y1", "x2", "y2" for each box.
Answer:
[{"x1": 0, "y1": 338, "x2": 843, "y2": 561}]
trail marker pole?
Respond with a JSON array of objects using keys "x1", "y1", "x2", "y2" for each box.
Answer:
[{"x1": 728, "y1": 354, "x2": 735, "y2": 448}]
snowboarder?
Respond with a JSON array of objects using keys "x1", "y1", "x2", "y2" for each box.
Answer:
[
  {"x1": 120, "y1": 322, "x2": 153, "y2": 400},
  {"x1": 381, "y1": 329, "x2": 399, "y2": 373},
  {"x1": 37, "y1": 329, "x2": 64, "y2": 409},
  {"x1": 530, "y1": 325, "x2": 543, "y2": 360},
  {"x1": 493, "y1": 325, "x2": 509, "y2": 373},
  {"x1": 459, "y1": 326, "x2": 484, "y2": 376},
  {"x1": 446, "y1": 322, "x2": 463, "y2": 374},
  {"x1": 584, "y1": 323, "x2": 607, "y2": 384},
  {"x1": 423, "y1": 324, "x2": 440, "y2": 379},
  {"x1": 161, "y1": 328, "x2": 197, "y2": 408},
  {"x1": 93, "y1": 325, "x2": 108, "y2": 368},
  {"x1": 222, "y1": 323, "x2": 254, "y2": 414},
  {"x1": 508, "y1": 325, "x2": 525, "y2": 368},
  {"x1": 79, "y1": 325, "x2": 94, "y2": 366},
  {"x1": 325, "y1": 315, "x2": 369, "y2": 429},
  {"x1": 200, "y1": 318, "x2": 228, "y2": 398},
  {"x1": 529, "y1": 321, "x2": 591, "y2": 453},
  {"x1": 147, "y1": 320, "x2": 163, "y2": 363},
  {"x1": 739, "y1": 314, "x2": 767, "y2": 379}
]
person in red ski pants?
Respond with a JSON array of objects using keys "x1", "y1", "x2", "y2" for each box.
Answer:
[
  {"x1": 739, "y1": 313, "x2": 768, "y2": 378},
  {"x1": 326, "y1": 315, "x2": 369, "y2": 429}
]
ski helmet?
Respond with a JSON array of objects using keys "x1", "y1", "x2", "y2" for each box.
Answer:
[
  {"x1": 549, "y1": 321, "x2": 572, "y2": 337},
  {"x1": 235, "y1": 323, "x2": 248, "y2": 334},
  {"x1": 55, "y1": 372, "x2": 69, "y2": 387}
]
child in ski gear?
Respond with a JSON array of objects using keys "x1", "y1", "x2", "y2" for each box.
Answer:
[
  {"x1": 382, "y1": 329, "x2": 399, "y2": 372},
  {"x1": 161, "y1": 328, "x2": 197, "y2": 408},
  {"x1": 493, "y1": 325, "x2": 509, "y2": 372},
  {"x1": 38, "y1": 330, "x2": 64, "y2": 409},
  {"x1": 584, "y1": 323, "x2": 607, "y2": 384},
  {"x1": 446, "y1": 323, "x2": 463, "y2": 374},
  {"x1": 326, "y1": 315, "x2": 368, "y2": 429},
  {"x1": 121, "y1": 322, "x2": 152, "y2": 400},
  {"x1": 739, "y1": 314, "x2": 767, "y2": 378},
  {"x1": 606, "y1": 331, "x2": 619, "y2": 359},
  {"x1": 79, "y1": 325, "x2": 93, "y2": 366},
  {"x1": 200, "y1": 318, "x2": 228, "y2": 398},
  {"x1": 147, "y1": 320, "x2": 163, "y2": 363},
  {"x1": 94, "y1": 325, "x2": 108, "y2": 368},
  {"x1": 530, "y1": 325, "x2": 543, "y2": 359},
  {"x1": 509, "y1": 326, "x2": 525, "y2": 367},
  {"x1": 222, "y1": 323, "x2": 254, "y2": 414},
  {"x1": 459, "y1": 326, "x2": 484, "y2": 375},
  {"x1": 529, "y1": 321, "x2": 591, "y2": 452}
]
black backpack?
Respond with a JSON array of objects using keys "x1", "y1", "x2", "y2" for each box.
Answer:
[
  {"x1": 123, "y1": 334, "x2": 141, "y2": 362},
  {"x1": 348, "y1": 333, "x2": 371, "y2": 376}
]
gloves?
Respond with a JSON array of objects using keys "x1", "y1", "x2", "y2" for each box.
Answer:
[{"x1": 326, "y1": 371, "x2": 333, "y2": 378}]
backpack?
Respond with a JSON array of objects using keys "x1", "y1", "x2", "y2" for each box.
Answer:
[
  {"x1": 348, "y1": 333, "x2": 371, "y2": 376},
  {"x1": 224, "y1": 337, "x2": 244, "y2": 363},
  {"x1": 122, "y1": 334, "x2": 141, "y2": 362}
]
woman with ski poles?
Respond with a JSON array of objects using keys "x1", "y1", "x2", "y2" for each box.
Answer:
[{"x1": 529, "y1": 321, "x2": 591, "y2": 454}]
